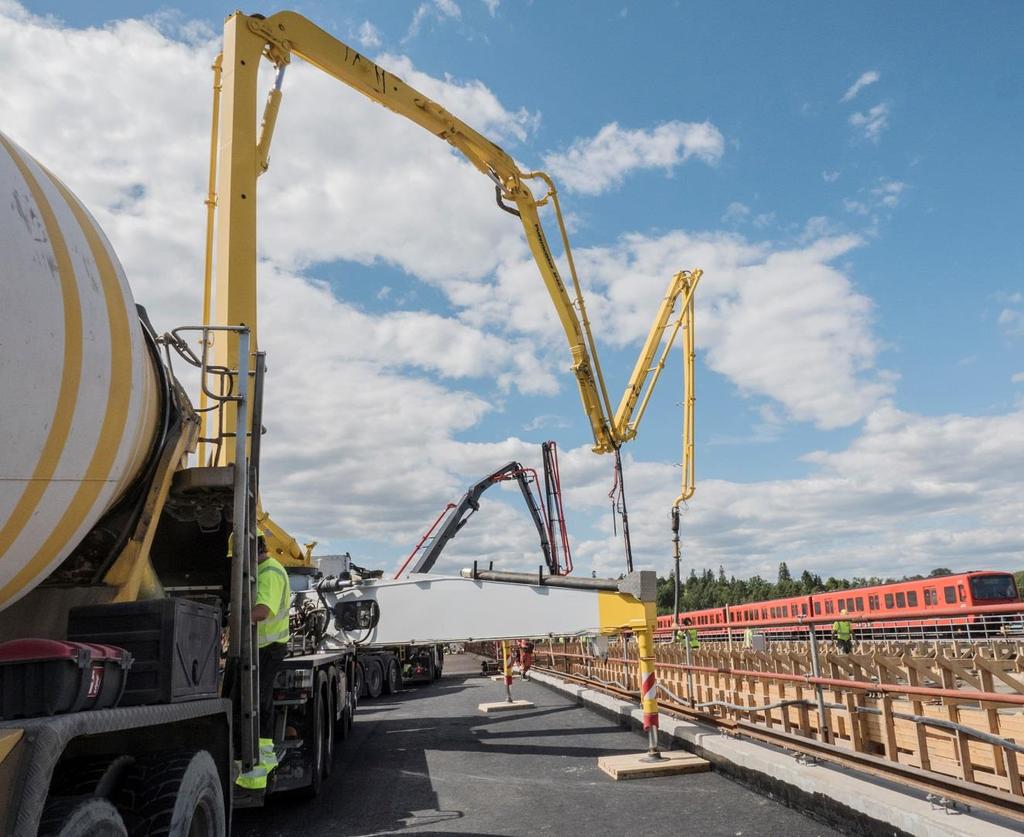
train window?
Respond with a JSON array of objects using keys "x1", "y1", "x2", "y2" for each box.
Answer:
[
  {"x1": 907, "y1": 591, "x2": 918, "y2": 607},
  {"x1": 761, "y1": 608, "x2": 767, "y2": 619},
  {"x1": 958, "y1": 585, "x2": 966, "y2": 602},
  {"x1": 814, "y1": 602, "x2": 821, "y2": 615},
  {"x1": 846, "y1": 597, "x2": 854, "y2": 612},
  {"x1": 868, "y1": 595, "x2": 879, "y2": 611},
  {"x1": 825, "y1": 600, "x2": 834, "y2": 615},
  {"x1": 802, "y1": 603, "x2": 808, "y2": 616},
  {"x1": 944, "y1": 586, "x2": 956, "y2": 604},
  {"x1": 970, "y1": 575, "x2": 1018, "y2": 601},
  {"x1": 884, "y1": 593, "x2": 894, "y2": 608},
  {"x1": 924, "y1": 588, "x2": 936, "y2": 605},
  {"x1": 791, "y1": 605, "x2": 798, "y2": 616},
  {"x1": 855, "y1": 597, "x2": 864, "y2": 612},
  {"x1": 895, "y1": 592, "x2": 906, "y2": 608}
]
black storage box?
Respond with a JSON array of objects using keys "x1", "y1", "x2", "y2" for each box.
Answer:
[
  {"x1": 68, "y1": 598, "x2": 221, "y2": 706},
  {"x1": 0, "y1": 639, "x2": 132, "y2": 719}
]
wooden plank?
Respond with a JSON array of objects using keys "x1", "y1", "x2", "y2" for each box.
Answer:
[
  {"x1": 904, "y1": 664, "x2": 932, "y2": 773},
  {"x1": 598, "y1": 750, "x2": 710, "y2": 780},
  {"x1": 844, "y1": 691, "x2": 863, "y2": 751},
  {"x1": 880, "y1": 695, "x2": 899, "y2": 762}
]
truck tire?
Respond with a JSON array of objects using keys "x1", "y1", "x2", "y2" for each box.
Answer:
[
  {"x1": 320, "y1": 675, "x2": 335, "y2": 778},
  {"x1": 39, "y1": 797, "x2": 128, "y2": 837},
  {"x1": 337, "y1": 702, "x2": 351, "y2": 742},
  {"x1": 116, "y1": 750, "x2": 225, "y2": 837},
  {"x1": 353, "y1": 661, "x2": 366, "y2": 699},
  {"x1": 302, "y1": 685, "x2": 325, "y2": 799},
  {"x1": 366, "y1": 661, "x2": 383, "y2": 698},
  {"x1": 383, "y1": 658, "x2": 402, "y2": 694}
]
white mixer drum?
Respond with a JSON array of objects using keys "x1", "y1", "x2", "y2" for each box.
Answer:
[{"x1": 0, "y1": 131, "x2": 159, "y2": 610}]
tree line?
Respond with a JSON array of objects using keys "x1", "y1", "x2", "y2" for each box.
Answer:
[{"x1": 655, "y1": 564, "x2": 1022, "y2": 615}]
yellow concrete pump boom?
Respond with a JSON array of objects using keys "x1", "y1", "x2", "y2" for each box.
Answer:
[{"x1": 210, "y1": 10, "x2": 701, "y2": 467}]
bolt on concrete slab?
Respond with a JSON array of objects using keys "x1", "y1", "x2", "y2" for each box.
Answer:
[{"x1": 234, "y1": 653, "x2": 841, "y2": 837}]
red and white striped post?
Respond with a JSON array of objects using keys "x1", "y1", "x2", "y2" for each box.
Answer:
[
  {"x1": 636, "y1": 626, "x2": 663, "y2": 760},
  {"x1": 501, "y1": 640, "x2": 513, "y2": 702}
]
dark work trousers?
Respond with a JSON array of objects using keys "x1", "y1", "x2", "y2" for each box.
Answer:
[
  {"x1": 258, "y1": 642, "x2": 288, "y2": 739},
  {"x1": 836, "y1": 638, "x2": 853, "y2": 654}
]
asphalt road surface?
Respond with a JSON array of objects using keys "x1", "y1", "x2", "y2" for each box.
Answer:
[{"x1": 233, "y1": 654, "x2": 840, "y2": 837}]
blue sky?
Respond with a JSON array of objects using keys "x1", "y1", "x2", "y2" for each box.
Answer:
[{"x1": 5, "y1": 1, "x2": 1022, "y2": 580}]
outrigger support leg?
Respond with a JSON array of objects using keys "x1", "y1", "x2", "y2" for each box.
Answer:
[
  {"x1": 502, "y1": 640, "x2": 514, "y2": 703},
  {"x1": 636, "y1": 626, "x2": 664, "y2": 761}
]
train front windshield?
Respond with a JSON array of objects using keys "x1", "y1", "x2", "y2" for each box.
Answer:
[{"x1": 970, "y1": 575, "x2": 1019, "y2": 602}]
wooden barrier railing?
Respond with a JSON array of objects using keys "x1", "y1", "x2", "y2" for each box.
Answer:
[{"x1": 525, "y1": 638, "x2": 1024, "y2": 799}]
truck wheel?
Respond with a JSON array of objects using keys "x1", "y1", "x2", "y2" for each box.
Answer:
[
  {"x1": 353, "y1": 661, "x2": 366, "y2": 699},
  {"x1": 39, "y1": 797, "x2": 128, "y2": 837},
  {"x1": 366, "y1": 661, "x2": 383, "y2": 698},
  {"x1": 383, "y1": 659, "x2": 402, "y2": 694},
  {"x1": 337, "y1": 702, "x2": 351, "y2": 742},
  {"x1": 321, "y1": 676, "x2": 335, "y2": 778},
  {"x1": 303, "y1": 686, "x2": 325, "y2": 799},
  {"x1": 116, "y1": 750, "x2": 225, "y2": 837}
]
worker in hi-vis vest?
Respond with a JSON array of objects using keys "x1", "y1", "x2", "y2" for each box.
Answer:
[
  {"x1": 832, "y1": 609, "x2": 853, "y2": 654},
  {"x1": 676, "y1": 617, "x2": 700, "y2": 650},
  {"x1": 237, "y1": 534, "x2": 291, "y2": 790}
]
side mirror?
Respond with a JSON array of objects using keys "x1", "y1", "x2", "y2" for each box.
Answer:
[{"x1": 333, "y1": 599, "x2": 380, "y2": 632}]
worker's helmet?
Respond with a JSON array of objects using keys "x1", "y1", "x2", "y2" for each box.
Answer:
[
  {"x1": 840, "y1": 608, "x2": 848, "y2": 615},
  {"x1": 682, "y1": 617, "x2": 692, "y2": 626},
  {"x1": 226, "y1": 528, "x2": 268, "y2": 558}
]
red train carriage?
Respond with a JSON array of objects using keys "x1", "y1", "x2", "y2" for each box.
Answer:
[{"x1": 656, "y1": 571, "x2": 1020, "y2": 638}]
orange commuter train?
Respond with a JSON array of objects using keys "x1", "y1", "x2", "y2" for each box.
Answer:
[{"x1": 656, "y1": 570, "x2": 1021, "y2": 636}]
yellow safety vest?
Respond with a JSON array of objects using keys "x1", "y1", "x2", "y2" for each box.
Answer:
[
  {"x1": 257, "y1": 557, "x2": 290, "y2": 648},
  {"x1": 832, "y1": 620, "x2": 852, "y2": 641},
  {"x1": 677, "y1": 628, "x2": 699, "y2": 650}
]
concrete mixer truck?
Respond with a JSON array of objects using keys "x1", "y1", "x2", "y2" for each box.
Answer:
[
  {"x1": 0, "y1": 10, "x2": 672, "y2": 836},
  {"x1": 0, "y1": 122, "x2": 360, "y2": 833}
]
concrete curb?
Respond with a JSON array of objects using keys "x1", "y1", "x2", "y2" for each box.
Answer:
[{"x1": 529, "y1": 670, "x2": 1023, "y2": 837}]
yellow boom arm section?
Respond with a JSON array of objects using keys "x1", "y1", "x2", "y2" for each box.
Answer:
[{"x1": 212, "y1": 11, "x2": 700, "y2": 463}]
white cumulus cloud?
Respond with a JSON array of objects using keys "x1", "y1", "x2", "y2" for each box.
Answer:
[
  {"x1": 840, "y1": 70, "x2": 880, "y2": 103},
  {"x1": 357, "y1": 20, "x2": 382, "y2": 49},
  {"x1": 998, "y1": 293, "x2": 1024, "y2": 337},
  {"x1": 407, "y1": 0, "x2": 462, "y2": 40},
  {"x1": 543, "y1": 120, "x2": 724, "y2": 195},
  {"x1": 849, "y1": 102, "x2": 890, "y2": 143}
]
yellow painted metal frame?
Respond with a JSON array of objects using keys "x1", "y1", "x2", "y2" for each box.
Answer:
[{"x1": 209, "y1": 11, "x2": 701, "y2": 462}]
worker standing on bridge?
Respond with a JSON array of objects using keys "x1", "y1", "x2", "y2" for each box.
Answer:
[
  {"x1": 677, "y1": 617, "x2": 700, "y2": 651},
  {"x1": 518, "y1": 639, "x2": 535, "y2": 679},
  {"x1": 238, "y1": 535, "x2": 291, "y2": 790},
  {"x1": 832, "y1": 609, "x2": 853, "y2": 654},
  {"x1": 743, "y1": 626, "x2": 754, "y2": 649}
]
